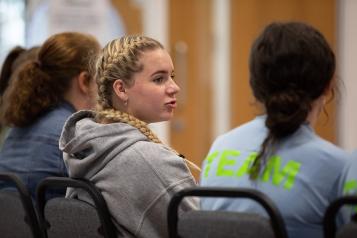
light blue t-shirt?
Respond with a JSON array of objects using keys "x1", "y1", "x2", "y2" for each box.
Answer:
[
  {"x1": 343, "y1": 151, "x2": 357, "y2": 215},
  {"x1": 345, "y1": 150, "x2": 357, "y2": 193},
  {"x1": 200, "y1": 116, "x2": 350, "y2": 238}
]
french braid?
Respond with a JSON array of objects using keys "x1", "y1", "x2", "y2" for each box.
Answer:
[
  {"x1": 96, "y1": 109, "x2": 162, "y2": 143},
  {"x1": 95, "y1": 36, "x2": 162, "y2": 110},
  {"x1": 95, "y1": 109, "x2": 201, "y2": 172}
]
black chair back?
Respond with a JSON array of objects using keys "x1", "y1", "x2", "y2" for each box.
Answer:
[
  {"x1": 168, "y1": 187, "x2": 288, "y2": 238},
  {"x1": 324, "y1": 195, "x2": 357, "y2": 238},
  {"x1": 0, "y1": 172, "x2": 44, "y2": 238},
  {"x1": 37, "y1": 177, "x2": 117, "y2": 238}
]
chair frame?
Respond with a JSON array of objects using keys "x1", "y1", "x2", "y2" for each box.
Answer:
[
  {"x1": 168, "y1": 186, "x2": 288, "y2": 238},
  {"x1": 323, "y1": 195, "x2": 357, "y2": 238},
  {"x1": 36, "y1": 176, "x2": 117, "y2": 238},
  {"x1": 0, "y1": 172, "x2": 44, "y2": 238}
]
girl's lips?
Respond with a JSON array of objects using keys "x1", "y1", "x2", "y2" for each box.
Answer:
[{"x1": 165, "y1": 100, "x2": 177, "y2": 108}]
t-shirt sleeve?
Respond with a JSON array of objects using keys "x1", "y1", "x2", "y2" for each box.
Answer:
[{"x1": 335, "y1": 156, "x2": 356, "y2": 225}]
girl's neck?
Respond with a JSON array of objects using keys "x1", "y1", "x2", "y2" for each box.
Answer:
[{"x1": 306, "y1": 95, "x2": 325, "y2": 127}]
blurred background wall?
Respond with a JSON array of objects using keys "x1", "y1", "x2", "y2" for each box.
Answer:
[
  {"x1": 0, "y1": 0, "x2": 356, "y2": 179},
  {"x1": 338, "y1": 0, "x2": 357, "y2": 152}
]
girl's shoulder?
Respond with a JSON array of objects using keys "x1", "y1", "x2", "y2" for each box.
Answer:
[{"x1": 127, "y1": 141, "x2": 195, "y2": 182}]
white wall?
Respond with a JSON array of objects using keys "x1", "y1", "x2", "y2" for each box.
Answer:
[
  {"x1": 26, "y1": 0, "x2": 124, "y2": 46},
  {"x1": 338, "y1": 0, "x2": 357, "y2": 151},
  {"x1": 212, "y1": 0, "x2": 231, "y2": 138}
]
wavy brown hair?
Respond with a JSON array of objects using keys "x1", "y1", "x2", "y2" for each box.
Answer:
[{"x1": 0, "y1": 32, "x2": 100, "y2": 127}]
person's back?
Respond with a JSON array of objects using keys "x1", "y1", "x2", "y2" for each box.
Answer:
[
  {"x1": 0, "y1": 32, "x2": 101, "y2": 199},
  {"x1": 200, "y1": 22, "x2": 350, "y2": 238},
  {"x1": 201, "y1": 116, "x2": 349, "y2": 238},
  {"x1": 0, "y1": 101, "x2": 74, "y2": 198}
]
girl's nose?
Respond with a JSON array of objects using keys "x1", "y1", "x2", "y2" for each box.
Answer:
[{"x1": 167, "y1": 78, "x2": 180, "y2": 95}]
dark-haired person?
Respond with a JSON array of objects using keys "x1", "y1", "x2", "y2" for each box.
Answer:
[
  {"x1": 200, "y1": 22, "x2": 350, "y2": 238},
  {"x1": 0, "y1": 32, "x2": 101, "y2": 199},
  {"x1": 0, "y1": 45, "x2": 40, "y2": 146}
]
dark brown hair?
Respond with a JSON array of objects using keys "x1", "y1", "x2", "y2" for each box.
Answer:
[
  {"x1": 249, "y1": 22, "x2": 335, "y2": 179},
  {"x1": 0, "y1": 32, "x2": 100, "y2": 127},
  {"x1": 0, "y1": 46, "x2": 40, "y2": 130},
  {"x1": 0, "y1": 46, "x2": 25, "y2": 95}
]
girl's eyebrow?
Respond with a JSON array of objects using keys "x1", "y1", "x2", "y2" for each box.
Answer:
[{"x1": 150, "y1": 70, "x2": 169, "y2": 76}]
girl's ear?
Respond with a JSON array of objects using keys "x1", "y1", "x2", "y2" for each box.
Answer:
[
  {"x1": 324, "y1": 76, "x2": 336, "y2": 96},
  {"x1": 113, "y1": 79, "x2": 128, "y2": 102},
  {"x1": 77, "y1": 71, "x2": 91, "y2": 94}
]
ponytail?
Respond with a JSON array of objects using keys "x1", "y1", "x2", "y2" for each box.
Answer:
[
  {"x1": 250, "y1": 91, "x2": 310, "y2": 179},
  {"x1": 0, "y1": 62, "x2": 62, "y2": 127},
  {"x1": 0, "y1": 46, "x2": 26, "y2": 96}
]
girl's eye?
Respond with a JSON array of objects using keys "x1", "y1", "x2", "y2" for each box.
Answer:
[
  {"x1": 153, "y1": 77, "x2": 165, "y2": 83},
  {"x1": 171, "y1": 72, "x2": 175, "y2": 79}
]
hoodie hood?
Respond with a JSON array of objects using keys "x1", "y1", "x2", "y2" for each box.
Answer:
[{"x1": 59, "y1": 110, "x2": 148, "y2": 179}]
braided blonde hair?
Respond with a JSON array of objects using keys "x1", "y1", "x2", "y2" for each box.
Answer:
[
  {"x1": 94, "y1": 35, "x2": 200, "y2": 173},
  {"x1": 95, "y1": 35, "x2": 164, "y2": 110},
  {"x1": 95, "y1": 108, "x2": 201, "y2": 173},
  {"x1": 96, "y1": 109, "x2": 161, "y2": 143}
]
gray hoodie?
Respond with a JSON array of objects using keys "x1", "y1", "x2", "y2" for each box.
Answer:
[{"x1": 59, "y1": 110, "x2": 198, "y2": 238}]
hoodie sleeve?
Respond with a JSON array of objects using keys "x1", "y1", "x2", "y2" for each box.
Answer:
[{"x1": 90, "y1": 141, "x2": 198, "y2": 238}]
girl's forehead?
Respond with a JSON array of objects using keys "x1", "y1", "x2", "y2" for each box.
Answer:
[{"x1": 139, "y1": 49, "x2": 173, "y2": 69}]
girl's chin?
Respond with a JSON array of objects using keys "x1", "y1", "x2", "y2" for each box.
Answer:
[{"x1": 151, "y1": 114, "x2": 174, "y2": 123}]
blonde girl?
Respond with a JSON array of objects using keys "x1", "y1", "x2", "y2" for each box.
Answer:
[{"x1": 60, "y1": 35, "x2": 198, "y2": 238}]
